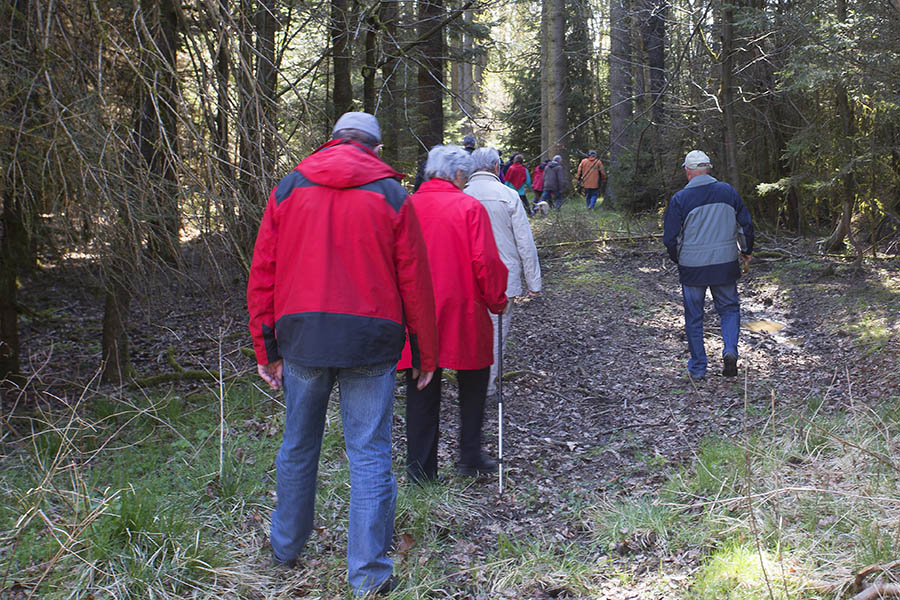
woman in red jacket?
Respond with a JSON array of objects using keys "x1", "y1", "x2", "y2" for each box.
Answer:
[{"x1": 398, "y1": 145, "x2": 509, "y2": 483}]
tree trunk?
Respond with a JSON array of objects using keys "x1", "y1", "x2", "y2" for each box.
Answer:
[
  {"x1": 0, "y1": 193, "x2": 24, "y2": 384},
  {"x1": 331, "y1": 0, "x2": 352, "y2": 116},
  {"x1": 608, "y1": 0, "x2": 633, "y2": 208},
  {"x1": 547, "y1": 0, "x2": 567, "y2": 163},
  {"x1": 0, "y1": 0, "x2": 31, "y2": 384},
  {"x1": 641, "y1": 0, "x2": 666, "y2": 125},
  {"x1": 379, "y1": 0, "x2": 400, "y2": 164},
  {"x1": 101, "y1": 278, "x2": 132, "y2": 384},
  {"x1": 720, "y1": 2, "x2": 741, "y2": 192},
  {"x1": 363, "y1": 15, "x2": 377, "y2": 114},
  {"x1": 137, "y1": 0, "x2": 181, "y2": 266},
  {"x1": 540, "y1": 0, "x2": 550, "y2": 156},
  {"x1": 417, "y1": 0, "x2": 444, "y2": 151}
]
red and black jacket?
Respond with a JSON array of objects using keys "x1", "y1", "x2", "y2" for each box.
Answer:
[{"x1": 247, "y1": 139, "x2": 438, "y2": 370}]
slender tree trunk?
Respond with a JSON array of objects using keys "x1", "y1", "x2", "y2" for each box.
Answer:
[
  {"x1": 540, "y1": 0, "x2": 550, "y2": 156},
  {"x1": 720, "y1": 2, "x2": 741, "y2": 192},
  {"x1": 0, "y1": 192, "x2": 24, "y2": 384},
  {"x1": 331, "y1": 0, "x2": 352, "y2": 116},
  {"x1": 642, "y1": 0, "x2": 666, "y2": 125},
  {"x1": 207, "y1": 0, "x2": 237, "y2": 237},
  {"x1": 547, "y1": 0, "x2": 567, "y2": 163},
  {"x1": 417, "y1": 0, "x2": 444, "y2": 150},
  {"x1": 0, "y1": 0, "x2": 30, "y2": 384},
  {"x1": 137, "y1": 0, "x2": 181, "y2": 265},
  {"x1": 823, "y1": 0, "x2": 856, "y2": 254},
  {"x1": 608, "y1": 0, "x2": 633, "y2": 208},
  {"x1": 379, "y1": 0, "x2": 400, "y2": 164},
  {"x1": 101, "y1": 277, "x2": 132, "y2": 384},
  {"x1": 363, "y1": 15, "x2": 377, "y2": 113}
]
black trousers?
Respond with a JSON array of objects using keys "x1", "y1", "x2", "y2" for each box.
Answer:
[{"x1": 404, "y1": 367, "x2": 489, "y2": 482}]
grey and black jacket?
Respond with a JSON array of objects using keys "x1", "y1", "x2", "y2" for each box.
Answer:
[{"x1": 663, "y1": 174, "x2": 754, "y2": 286}]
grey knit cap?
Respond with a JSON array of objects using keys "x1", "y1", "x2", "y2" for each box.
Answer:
[{"x1": 332, "y1": 112, "x2": 381, "y2": 143}]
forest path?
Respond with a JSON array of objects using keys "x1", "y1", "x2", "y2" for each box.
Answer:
[{"x1": 410, "y1": 236, "x2": 900, "y2": 598}]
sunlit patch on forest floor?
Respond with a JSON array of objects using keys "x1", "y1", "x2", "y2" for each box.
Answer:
[{"x1": 2, "y1": 204, "x2": 900, "y2": 598}]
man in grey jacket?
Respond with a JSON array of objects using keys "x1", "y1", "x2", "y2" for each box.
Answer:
[
  {"x1": 540, "y1": 155, "x2": 566, "y2": 209},
  {"x1": 663, "y1": 150, "x2": 754, "y2": 381},
  {"x1": 465, "y1": 148, "x2": 542, "y2": 398}
]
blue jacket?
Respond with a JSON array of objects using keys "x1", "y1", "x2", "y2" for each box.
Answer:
[{"x1": 663, "y1": 174, "x2": 754, "y2": 286}]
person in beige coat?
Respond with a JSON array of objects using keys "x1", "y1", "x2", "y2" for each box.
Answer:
[{"x1": 465, "y1": 147, "x2": 542, "y2": 398}]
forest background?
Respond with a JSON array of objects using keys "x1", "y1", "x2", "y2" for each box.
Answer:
[{"x1": 1, "y1": 0, "x2": 900, "y2": 598}]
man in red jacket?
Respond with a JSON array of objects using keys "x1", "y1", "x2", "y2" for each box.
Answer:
[
  {"x1": 398, "y1": 145, "x2": 509, "y2": 483},
  {"x1": 247, "y1": 112, "x2": 438, "y2": 596}
]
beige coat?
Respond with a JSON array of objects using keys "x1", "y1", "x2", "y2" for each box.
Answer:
[{"x1": 464, "y1": 171, "x2": 542, "y2": 297}]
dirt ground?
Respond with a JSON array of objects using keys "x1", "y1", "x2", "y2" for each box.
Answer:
[{"x1": 13, "y1": 232, "x2": 900, "y2": 598}]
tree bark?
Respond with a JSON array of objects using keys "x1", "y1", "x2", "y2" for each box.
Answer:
[
  {"x1": 137, "y1": 0, "x2": 181, "y2": 266},
  {"x1": 720, "y1": 1, "x2": 741, "y2": 192},
  {"x1": 540, "y1": 0, "x2": 550, "y2": 155},
  {"x1": 823, "y1": 0, "x2": 856, "y2": 254},
  {"x1": 363, "y1": 15, "x2": 377, "y2": 114},
  {"x1": 417, "y1": 0, "x2": 444, "y2": 151},
  {"x1": 331, "y1": 0, "x2": 352, "y2": 116},
  {"x1": 547, "y1": 0, "x2": 567, "y2": 162},
  {"x1": 608, "y1": 0, "x2": 633, "y2": 207},
  {"x1": 379, "y1": 0, "x2": 400, "y2": 164},
  {"x1": 0, "y1": 0, "x2": 31, "y2": 384}
]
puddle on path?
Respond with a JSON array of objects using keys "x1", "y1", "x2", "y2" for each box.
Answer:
[{"x1": 743, "y1": 319, "x2": 786, "y2": 333}]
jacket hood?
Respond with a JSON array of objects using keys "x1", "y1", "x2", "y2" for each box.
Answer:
[{"x1": 298, "y1": 139, "x2": 404, "y2": 188}]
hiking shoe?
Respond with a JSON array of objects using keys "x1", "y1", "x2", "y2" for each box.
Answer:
[
  {"x1": 367, "y1": 575, "x2": 397, "y2": 597},
  {"x1": 457, "y1": 454, "x2": 498, "y2": 477},
  {"x1": 722, "y1": 352, "x2": 738, "y2": 377},
  {"x1": 271, "y1": 551, "x2": 297, "y2": 570},
  {"x1": 688, "y1": 372, "x2": 706, "y2": 382}
]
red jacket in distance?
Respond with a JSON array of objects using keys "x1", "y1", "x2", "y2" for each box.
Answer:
[
  {"x1": 398, "y1": 178, "x2": 509, "y2": 371},
  {"x1": 505, "y1": 162, "x2": 528, "y2": 190},
  {"x1": 532, "y1": 164, "x2": 545, "y2": 192},
  {"x1": 247, "y1": 139, "x2": 438, "y2": 371}
]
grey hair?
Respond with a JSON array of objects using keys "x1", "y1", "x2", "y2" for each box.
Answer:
[
  {"x1": 470, "y1": 147, "x2": 501, "y2": 173},
  {"x1": 552, "y1": 154, "x2": 562, "y2": 163},
  {"x1": 424, "y1": 145, "x2": 474, "y2": 181},
  {"x1": 333, "y1": 128, "x2": 379, "y2": 148}
]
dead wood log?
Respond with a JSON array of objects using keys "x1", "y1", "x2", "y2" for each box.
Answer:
[
  {"x1": 849, "y1": 583, "x2": 900, "y2": 600},
  {"x1": 852, "y1": 559, "x2": 900, "y2": 594},
  {"x1": 537, "y1": 233, "x2": 662, "y2": 249}
]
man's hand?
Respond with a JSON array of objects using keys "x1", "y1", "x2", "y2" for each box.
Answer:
[
  {"x1": 258, "y1": 360, "x2": 284, "y2": 390},
  {"x1": 411, "y1": 368, "x2": 435, "y2": 390},
  {"x1": 740, "y1": 253, "x2": 752, "y2": 273}
]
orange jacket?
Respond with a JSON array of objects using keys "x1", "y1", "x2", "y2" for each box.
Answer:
[{"x1": 576, "y1": 156, "x2": 606, "y2": 189}]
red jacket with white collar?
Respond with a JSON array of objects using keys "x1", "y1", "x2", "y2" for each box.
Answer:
[
  {"x1": 398, "y1": 178, "x2": 508, "y2": 371},
  {"x1": 247, "y1": 139, "x2": 438, "y2": 370}
]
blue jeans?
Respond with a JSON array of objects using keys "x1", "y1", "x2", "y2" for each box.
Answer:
[
  {"x1": 541, "y1": 189, "x2": 563, "y2": 209},
  {"x1": 271, "y1": 360, "x2": 397, "y2": 594},
  {"x1": 681, "y1": 283, "x2": 740, "y2": 377},
  {"x1": 584, "y1": 188, "x2": 599, "y2": 209}
]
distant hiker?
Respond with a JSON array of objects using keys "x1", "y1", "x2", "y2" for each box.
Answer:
[
  {"x1": 663, "y1": 150, "x2": 755, "y2": 381},
  {"x1": 463, "y1": 134, "x2": 477, "y2": 154},
  {"x1": 465, "y1": 148, "x2": 542, "y2": 401},
  {"x1": 531, "y1": 161, "x2": 546, "y2": 212},
  {"x1": 504, "y1": 153, "x2": 532, "y2": 213},
  {"x1": 399, "y1": 144, "x2": 509, "y2": 483},
  {"x1": 540, "y1": 155, "x2": 565, "y2": 209},
  {"x1": 496, "y1": 150, "x2": 506, "y2": 184},
  {"x1": 576, "y1": 149, "x2": 606, "y2": 210},
  {"x1": 247, "y1": 111, "x2": 438, "y2": 595}
]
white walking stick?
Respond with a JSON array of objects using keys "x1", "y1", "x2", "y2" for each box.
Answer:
[{"x1": 498, "y1": 313, "x2": 504, "y2": 498}]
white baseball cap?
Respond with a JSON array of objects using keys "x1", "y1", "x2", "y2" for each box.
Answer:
[{"x1": 683, "y1": 150, "x2": 712, "y2": 169}]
